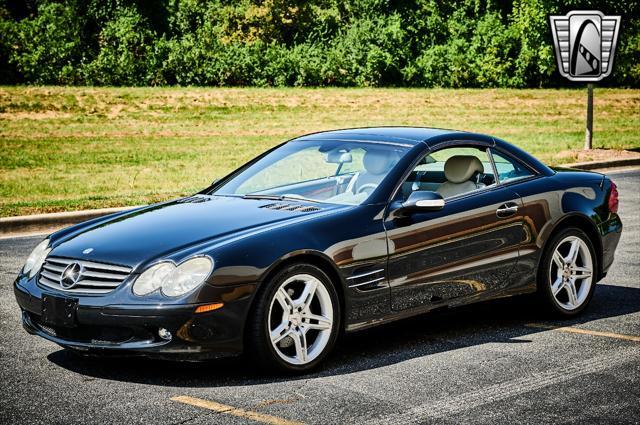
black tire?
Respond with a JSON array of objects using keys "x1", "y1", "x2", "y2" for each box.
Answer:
[
  {"x1": 246, "y1": 263, "x2": 340, "y2": 373},
  {"x1": 537, "y1": 227, "x2": 598, "y2": 317}
]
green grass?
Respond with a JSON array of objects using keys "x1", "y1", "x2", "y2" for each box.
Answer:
[{"x1": 1, "y1": 86, "x2": 639, "y2": 217}]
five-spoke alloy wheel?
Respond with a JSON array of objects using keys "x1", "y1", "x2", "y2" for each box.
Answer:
[
  {"x1": 248, "y1": 263, "x2": 340, "y2": 372},
  {"x1": 268, "y1": 274, "x2": 334, "y2": 365},
  {"x1": 539, "y1": 228, "x2": 597, "y2": 316}
]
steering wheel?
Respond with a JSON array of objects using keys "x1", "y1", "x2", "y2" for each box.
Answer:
[{"x1": 356, "y1": 183, "x2": 378, "y2": 195}]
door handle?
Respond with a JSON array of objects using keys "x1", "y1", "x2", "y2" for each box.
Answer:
[{"x1": 496, "y1": 203, "x2": 518, "y2": 218}]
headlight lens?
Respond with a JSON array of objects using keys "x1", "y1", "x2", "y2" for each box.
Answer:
[
  {"x1": 23, "y1": 239, "x2": 51, "y2": 279},
  {"x1": 162, "y1": 257, "x2": 213, "y2": 297},
  {"x1": 132, "y1": 262, "x2": 174, "y2": 296},
  {"x1": 132, "y1": 257, "x2": 213, "y2": 297}
]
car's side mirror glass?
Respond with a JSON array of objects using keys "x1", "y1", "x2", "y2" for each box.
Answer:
[{"x1": 402, "y1": 190, "x2": 445, "y2": 212}]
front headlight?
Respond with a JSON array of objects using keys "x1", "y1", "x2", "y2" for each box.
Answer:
[
  {"x1": 132, "y1": 262, "x2": 174, "y2": 296},
  {"x1": 132, "y1": 257, "x2": 213, "y2": 297},
  {"x1": 23, "y1": 239, "x2": 51, "y2": 279}
]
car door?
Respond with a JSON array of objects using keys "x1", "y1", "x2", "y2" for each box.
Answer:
[{"x1": 385, "y1": 145, "x2": 526, "y2": 311}]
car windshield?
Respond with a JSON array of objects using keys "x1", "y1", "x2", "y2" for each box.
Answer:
[{"x1": 211, "y1": 140, "x2": 409, "y2": 205}]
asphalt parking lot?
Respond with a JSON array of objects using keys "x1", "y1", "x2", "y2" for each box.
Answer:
[{"x1": 1, "y1": 169, "x2": 638, "y2": 425}]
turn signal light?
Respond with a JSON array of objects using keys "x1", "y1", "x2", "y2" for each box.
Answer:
[{"x1": 194, "y1": 303, "x2": 224, "y2": 314}]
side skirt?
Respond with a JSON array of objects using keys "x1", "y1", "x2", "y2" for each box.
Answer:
[{"x1": 344, "y1": 284, "x2": 537, "y2": 333}]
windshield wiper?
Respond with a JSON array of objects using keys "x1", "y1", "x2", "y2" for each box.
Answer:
[
  {"x1": 279, "y1": 194, "x2": 322, "y2": 204},
  {"x1": 242, "y1": 194, "x2": 283, "y2": 201},
  {"x1": 242, "y1": 194, "x2": 322, "y2": 204}
]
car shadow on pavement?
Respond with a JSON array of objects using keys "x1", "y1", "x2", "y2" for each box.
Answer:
[{"x1": 47, "y1": 283, "x2": 640, "y2": 387}]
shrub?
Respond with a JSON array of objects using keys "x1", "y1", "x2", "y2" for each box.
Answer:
[
  {"x1": 82, "y1": 6, "x2": 159, "y2": 86},
  {"x1": 0, "y1": 0, "x2": 638, "y2": 87},
  {"x1": 1, "y1": 2, "x2": 84, "y2": 84}
]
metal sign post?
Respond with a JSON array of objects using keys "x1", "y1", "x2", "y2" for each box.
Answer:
[{"x1": 585, "y1": 83, "x2": 593, "y2": 150}]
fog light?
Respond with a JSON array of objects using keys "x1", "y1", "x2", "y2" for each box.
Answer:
[{"x1": 158, "y1": 328, "x2": 172, "y2": 341}]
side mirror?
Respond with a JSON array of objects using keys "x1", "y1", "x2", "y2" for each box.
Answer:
[{"x1": 402, "y1": 191, "x2": 445, "y2": 212}]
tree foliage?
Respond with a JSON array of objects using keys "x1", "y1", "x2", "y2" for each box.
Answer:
[{"x1": 1, "y1": 0, "x2": 638, "y2": 87}]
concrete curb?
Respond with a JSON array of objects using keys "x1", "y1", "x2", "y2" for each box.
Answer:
[
  {"x1": 2, "y1": 158, "x2": 639, "y2": 238},
  {"x1": 0, "y1": 206, "x2": 141, "y2": 237},
  {"x1": 564, "y1": 158, "x2": 640, "y2": 170}
]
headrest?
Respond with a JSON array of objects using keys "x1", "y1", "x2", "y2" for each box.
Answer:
[
  {"x1": 444, "y1": 155, "x2": 483, "y2": 183},
  {"x1": 363, "y1": 149, "x2": 395, "y2": 175}
]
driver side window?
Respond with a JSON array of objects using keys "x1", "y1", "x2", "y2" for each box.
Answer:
[{"x1": 399, "y1": 146, "x2": 496, "y2": 201}]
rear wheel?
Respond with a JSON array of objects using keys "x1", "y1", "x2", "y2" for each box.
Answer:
[
  {"x1": 247, "y1": 263, "x2": 340, "y2": 372},
  {"x1": 538, "y1": 228, "x2": 597, "y2": 316}
]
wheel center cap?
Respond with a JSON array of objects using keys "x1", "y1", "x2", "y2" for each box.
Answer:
[{"x1": 290, "y1": 314, "x2": 301, "y2": 327}]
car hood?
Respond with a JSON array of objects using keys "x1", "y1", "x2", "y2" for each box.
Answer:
[{"x1": 50, "y1": 195, "x2": 338, "y2": 268}]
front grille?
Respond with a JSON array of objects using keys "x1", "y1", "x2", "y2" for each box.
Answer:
[{"x1": 38, "y1": 256, "x2": 132, "y2": 295}]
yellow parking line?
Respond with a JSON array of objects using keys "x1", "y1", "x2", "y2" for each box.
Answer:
[
  {"x1": 526, "y1": 323, "x2": 640, "y2": 342},
  {"x1": 171, "y1": 395, "x2": 305, "y2": 425}
]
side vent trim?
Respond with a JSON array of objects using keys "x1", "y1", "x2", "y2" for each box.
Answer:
[
  {"x1": 176, "y1": 195, "x2": 212, "y2": 204},
  {"x1": 260, "y1": 203, "x2": 321, "y2": 213}
]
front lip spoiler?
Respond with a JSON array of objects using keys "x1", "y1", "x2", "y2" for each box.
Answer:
[{"x1": 21, "y1": 311, "x2": 170, "y2": 351}]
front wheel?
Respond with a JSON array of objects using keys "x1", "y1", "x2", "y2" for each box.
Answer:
[
  {"x1": 247, "y1": 263, "x2": 340, "y2": 372},
  {"x1": 538, "y1": 228, "x2": 597, "y2": 316}
]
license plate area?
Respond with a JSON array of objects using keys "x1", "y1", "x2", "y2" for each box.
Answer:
[{"x1": 41, "y1": 295, "x2": 78, "y2": 327}]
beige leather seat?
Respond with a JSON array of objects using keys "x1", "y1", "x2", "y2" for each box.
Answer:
[
  {"x1": 352, "y1": 149, "x2": 399, "y2": 193},
  {"x1": 436, "y1": 155, "x2": 484, "y2": 198}
]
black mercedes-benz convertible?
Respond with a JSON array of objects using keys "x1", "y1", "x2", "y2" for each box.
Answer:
[{"x1": 14, "y1": 127, "x2": 622, "y2": 371}]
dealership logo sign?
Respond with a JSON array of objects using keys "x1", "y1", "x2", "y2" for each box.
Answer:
[{"x1": 550, "y1": 11, "x2": 621, "y2": 81}]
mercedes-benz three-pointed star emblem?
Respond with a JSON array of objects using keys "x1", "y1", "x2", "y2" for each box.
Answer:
[{"x1": 60, "y1": 262, "x2": 83, "y2": 289}]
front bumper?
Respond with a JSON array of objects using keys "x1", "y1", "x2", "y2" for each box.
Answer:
[{"x1": 14, "y1": 275, "x2": 256, "y2": 360}]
